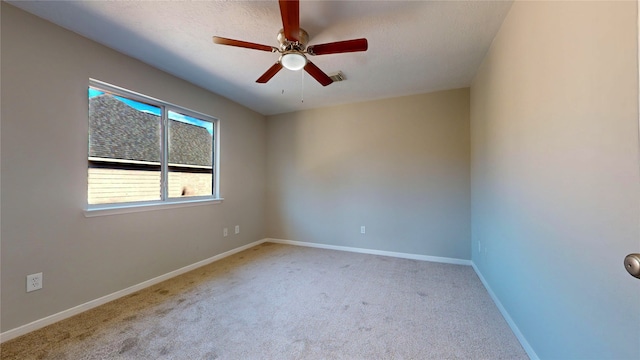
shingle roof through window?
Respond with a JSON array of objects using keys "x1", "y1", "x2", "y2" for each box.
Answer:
[{"x1": 89, "y1": 94, "x2": 212, "y2": 167}]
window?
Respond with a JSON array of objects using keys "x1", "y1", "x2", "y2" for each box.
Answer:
[{"x1": 87, "y1": 79, "x2": 219, "y2": 212}]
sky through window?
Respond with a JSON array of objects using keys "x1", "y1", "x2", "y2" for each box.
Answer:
[{"x1": 88, "y1": 88, "x2": 213, "y2": 134}]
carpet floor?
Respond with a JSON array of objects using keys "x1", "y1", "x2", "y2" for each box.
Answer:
[{"x1": 1, "y1": 243, "x2": 528, "y2": 359}]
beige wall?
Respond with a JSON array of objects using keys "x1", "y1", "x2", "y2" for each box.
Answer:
[
  {"x1": 470, "y1": 1, "x2": 640, "y2": 358},
  {"x1": 266, "y1": 89, "x2": 470, "y2": 259},
  {"x1": 1, "y1": 3, "x2": 267, "y2": 332}
]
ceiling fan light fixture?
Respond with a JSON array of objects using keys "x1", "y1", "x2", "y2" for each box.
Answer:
[{"x1": 280, "y1": 52, "x2": 307, "y2": 71}]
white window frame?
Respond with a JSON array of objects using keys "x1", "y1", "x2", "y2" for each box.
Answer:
[{"x1": 85, "y1": 79, "x2": 222, "y2": 217}]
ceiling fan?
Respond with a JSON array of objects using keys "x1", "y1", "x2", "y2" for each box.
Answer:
[{"x1": 213, "y1": 0, "x2": 368, "y2": 86}]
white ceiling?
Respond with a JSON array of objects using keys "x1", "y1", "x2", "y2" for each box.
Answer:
[{"x1": 8, "y1": 0, "x2": 513, "y2": 116}]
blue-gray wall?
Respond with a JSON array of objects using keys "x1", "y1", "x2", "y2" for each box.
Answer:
[{"x1": 471, "y1": 1, "x2": 640, "y2": 359}]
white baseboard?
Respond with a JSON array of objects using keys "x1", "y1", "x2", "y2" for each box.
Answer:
[
  {"x1": 0, "y1": 238, "x2": 269, "y2": 343},
  {"x1": 266, "y1": 238, "x2": 472, "y2": 266},
  {"x1": 471, "y1": 263, "x2": 539, "y2": 360}
]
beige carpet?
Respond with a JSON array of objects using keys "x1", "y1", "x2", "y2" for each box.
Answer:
[{"x1": 1, "y1": 243, "x2": 528, "y2": 359}]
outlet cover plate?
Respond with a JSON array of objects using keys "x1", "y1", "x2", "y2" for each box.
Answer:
[{"x1": 27, "y1": 272, "x2": 43, "y2": 292}]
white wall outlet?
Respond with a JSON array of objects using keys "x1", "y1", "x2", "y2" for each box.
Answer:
[
  {"x1": 360, "y1": 226, "x2": 366, "y2": 234},
  {"x1": 235, "y1": 225, "x2": 240, "y2": 234},
  {"x1": 27, "y1": 272, "x2": 43, "y2": 292},
  {"x1": 223, "y1": 228, "x2": 228, "y2": 237}
]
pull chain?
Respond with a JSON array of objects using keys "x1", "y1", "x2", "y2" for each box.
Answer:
[{"x1": 301, "y1": 69, "x2": 304, "y2": 103}]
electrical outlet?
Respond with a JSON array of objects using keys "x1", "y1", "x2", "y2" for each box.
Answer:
[
  {"x1": 235, "y1": 225, "x2": 240, "y2": 234},
  {"x1": 27, "y1": 272, "x2": 43, "y2": 292},
  {"x1": 223, "y1": 228, "x2": 228, "y2": 237},
  {"x1": 360, "y1": 226, "x2": 366, "y2": 234}
]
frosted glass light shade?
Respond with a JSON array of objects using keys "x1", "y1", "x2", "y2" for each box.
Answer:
[{"x1": 281, "y1": 53, "x2": 307, "y2": 71}]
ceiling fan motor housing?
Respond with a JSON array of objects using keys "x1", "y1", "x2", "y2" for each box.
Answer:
[{"x1": 277, "y1": 28, "x2": 309, "y2": 51}]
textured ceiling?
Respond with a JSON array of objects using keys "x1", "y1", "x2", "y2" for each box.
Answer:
[{"x1": 8, "y1": 0, "x2": 513, "y2": 116}]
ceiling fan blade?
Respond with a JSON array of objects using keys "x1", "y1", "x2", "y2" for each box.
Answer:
[
  {"x1": 304, "y1": 61, "x2": 333, "y2": 87},
  {"x1": 279, "y1": 0, "x2": 300, "y2": 42},
  {"x1": 256, "y1": 62, "x2": 284, "y2": 83},
  {"x1": 213, "y1": 36, "x2": 276, "y2": 52},
  {"x1": 307, "y1": 38, "x2": 368, "y2": 56}
]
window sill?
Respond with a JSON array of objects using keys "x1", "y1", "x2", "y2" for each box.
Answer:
[{"x1": 84, "y1": 198, "x2": 224, "y2": 217}]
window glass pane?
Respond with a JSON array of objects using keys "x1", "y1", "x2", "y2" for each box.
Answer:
[
  {"x1": 88, "y1": 87, "x2": 161, "y2": 204},
  {"x1": 167, "y1": 110, "x2": 214, "y2": 198}
]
